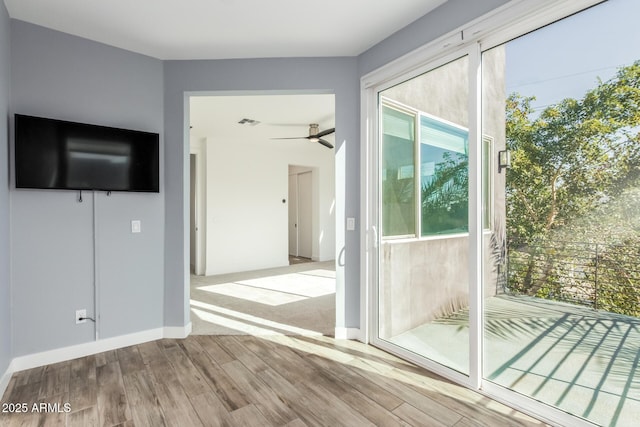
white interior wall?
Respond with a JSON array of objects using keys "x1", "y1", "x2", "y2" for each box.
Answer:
[
  {"x1": 315, "y1": 165, "x2": 335, "y2": 261},
  {"x1": 202, "y1": 133, "x2": 335, "y2": 275},
  {"x1": 189, "y1": 136, "x2": 207, "y2": 275}
]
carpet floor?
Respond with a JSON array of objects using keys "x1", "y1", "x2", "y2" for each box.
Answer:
[{"x1": 190, "y1": 261, "x2": 336, "y2": 336}]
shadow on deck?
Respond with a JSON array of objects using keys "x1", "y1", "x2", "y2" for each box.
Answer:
[{"x1": 389, "y1": 295, "x2": 640, "y2": 427}]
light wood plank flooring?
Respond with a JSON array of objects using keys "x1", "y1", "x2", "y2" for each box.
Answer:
[{"x1": 1, "y1": 335, "x2": 546, "y2": 426}]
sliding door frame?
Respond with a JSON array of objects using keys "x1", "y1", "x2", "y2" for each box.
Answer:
[
  {"x1": 364, "y1": 45, "x2": 482, "y2": 390},
  {"x1": 360, "y1": 0, "x2": 605, "y2": 425}
]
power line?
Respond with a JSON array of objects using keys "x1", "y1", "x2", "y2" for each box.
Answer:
[{"x1": 508, "y1": 63, "x2": 630, "y2": 89}]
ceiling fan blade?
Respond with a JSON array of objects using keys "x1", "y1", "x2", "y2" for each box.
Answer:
[
  {"x1": 318, "y1": 138, "x2": 334, "y2": 149},
  {"x1": 315, "y1": 127, "x2": 335, "y2": 138},
  {"x1": 270, "y1": 136, "x2": 309, "y2": 140},
  {"x1": 268, "y1": 123, "x2": 310, "y2": 127}
]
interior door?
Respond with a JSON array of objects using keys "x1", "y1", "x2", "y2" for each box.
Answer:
[
  {"x1": 297, "y1": 171, "x2": 313, "y2": 259},
  {"x1": 288, "y1": 173, "x2": 298, "y2": 256}
]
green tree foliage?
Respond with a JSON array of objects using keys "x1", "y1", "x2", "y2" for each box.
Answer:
[
  {"x1": 506, "y1": 61, "x2": 640, "y2": 245},
  {"x1": 506, "y1": 61, "x2": 640, "y2": 315},
  {"x1": 590, "y1": 237, "x2": 640, "y2": 317},
  {"x1": 421, "y1": 152, "x2": 468, "y2": 234}
]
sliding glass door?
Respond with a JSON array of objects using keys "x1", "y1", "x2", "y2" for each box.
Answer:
[
  {"x1": 376, "y1": 54, "x2": 472, "y2": 375},
  {"x1": 481, "y1": 1, "x2": 640, "y2": 426},
  {"x1": 368, "y1": 1, "x2": 639, "y2": 425}
]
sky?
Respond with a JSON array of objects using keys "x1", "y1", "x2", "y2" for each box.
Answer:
[{"x1": 504, "y1": 0, "x2": 640, "y2": 113}]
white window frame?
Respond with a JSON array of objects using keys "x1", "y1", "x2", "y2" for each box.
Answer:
[
  {"x1": 381, "y1": 97, "x2": 495, "y2": 239},
  {"x1": 360, "y1": 1, "x2": 605, "y2": 426},
  {"x1": 379, "y1": 100, "x2": 418, "y2": 240}
]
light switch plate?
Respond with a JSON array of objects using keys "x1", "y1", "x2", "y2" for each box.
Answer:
[
  {"x1": 131, "y1": 220, "x2": 141, "y2": 233},
  {"x1": 346, "y1": 217, "x2": 356, "y2": 231}
]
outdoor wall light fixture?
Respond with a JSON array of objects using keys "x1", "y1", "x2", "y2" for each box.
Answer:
[{"x1": 498, "y1": 149, "x2": 511, "y2": 173}]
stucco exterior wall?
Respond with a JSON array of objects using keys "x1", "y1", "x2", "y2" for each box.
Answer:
[{"x1": 379, "y1": 46, "x2": 506, "y2": 338}]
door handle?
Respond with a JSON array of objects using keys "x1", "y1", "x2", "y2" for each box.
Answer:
[{"x1": 372, "y1": 226, "x2": 378, "y2": 249}]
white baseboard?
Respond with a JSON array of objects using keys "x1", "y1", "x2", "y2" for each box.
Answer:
[
  {"x1": 10, "y1": 323, "x2": 193, "y2": 374},
  {"x1": 334, "y1": 327, "x2": 361, "y2": 340},
  {"x1": 164, "y1": 322, "x2": 192, "y2": 339},
  {"x1": 11, "y1": 328, "x2": 164, "y2": 373}
]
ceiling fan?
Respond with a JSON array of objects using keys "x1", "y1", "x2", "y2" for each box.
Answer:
[{"x1": 271, "y1": 124, "x2": 335, "y2": 149}]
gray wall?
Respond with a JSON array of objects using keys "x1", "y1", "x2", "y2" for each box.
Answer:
[
  {"x1": 358, "y1": 0, "x2": 510, "y2": 76},
  {"x1": 163, "y1": 58, "x2": 360, "y2": 329},
  {"x1": 0, "y1": 2, "x2": 11, "y2": 375},
  {"x1": 10, "y1": 21, "x2": 164, "y2": 356},
  {"x1": 1, "y1": 0, "x2": 514, "y2": 360}
]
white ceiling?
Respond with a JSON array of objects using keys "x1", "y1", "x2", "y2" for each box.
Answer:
[
  {"x1": 190, "y1": 94, "x2": 335, "y2": 147},
  {"x1": 3, "y1": 0, "x2": 448, "y2": 60}
]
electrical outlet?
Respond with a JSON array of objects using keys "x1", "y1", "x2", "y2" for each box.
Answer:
[{"x1": 76, "y1": 309, "x2": 87, "y2": 324}]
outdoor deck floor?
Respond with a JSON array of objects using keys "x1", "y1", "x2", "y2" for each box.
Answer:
[{"x1": 389, "y1": 295, "x2": 640, "y2": 427}]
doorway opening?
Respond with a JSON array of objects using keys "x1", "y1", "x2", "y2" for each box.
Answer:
[
  {"x1": 188, "y1": 93, "x2": 337, "y2": 337},
  {"x1": 288, "y1": 166, "x2": 313, "y2": 263}
]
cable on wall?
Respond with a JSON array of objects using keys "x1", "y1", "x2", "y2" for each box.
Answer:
[{"x1": 93, "y1": 191, "x2": 100, "y2": 340}]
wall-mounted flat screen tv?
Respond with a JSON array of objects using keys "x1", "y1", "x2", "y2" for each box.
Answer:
[{"x1": 14, "y1": 114, "x2": 160, "y2": 192}]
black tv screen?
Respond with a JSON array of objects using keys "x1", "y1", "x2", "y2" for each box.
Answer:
[{"x1": 14, "y1": 114, "x2": 159, "y2": 192}]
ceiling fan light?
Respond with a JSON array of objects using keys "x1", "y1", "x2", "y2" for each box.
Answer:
[{"x1": 271, "y1": 124, "x2": 334, "y2": 149}]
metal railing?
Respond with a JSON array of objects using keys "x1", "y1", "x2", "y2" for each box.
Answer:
[{"x1": 506, "y1": 240, "x2": 640, "y2": 317}]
